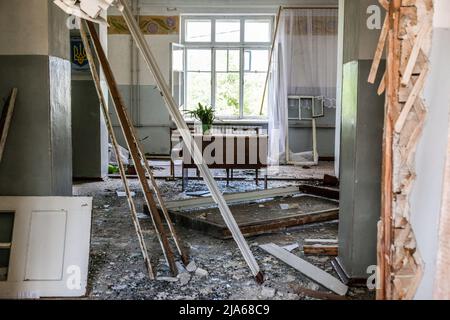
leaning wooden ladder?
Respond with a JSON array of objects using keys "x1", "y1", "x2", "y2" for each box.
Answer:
[
  {"x1": 116, "y1": 0, "x2": 263, "y2": 282},
  {"x1": 80, "y1": 20, "x2": 189, "y2": 277}
]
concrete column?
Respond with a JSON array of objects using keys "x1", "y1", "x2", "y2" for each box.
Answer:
[
  {"x1": 333, "y1": 0, "x2": 386, "y2": 284},
  {"x1": 0, "y1": 0, "x2": 72, "y2": 196},
  {"x1": 71, "y1": 22, "x2": 109, "y2": 180}
]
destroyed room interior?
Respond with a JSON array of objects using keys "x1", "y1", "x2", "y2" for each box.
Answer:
[{"x1": 0, "y1": 0, "x2": 450, "y2": 302}]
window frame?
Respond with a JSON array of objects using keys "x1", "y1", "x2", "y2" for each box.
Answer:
[{"x1": 180, "y1": 15, "x2": 274, "y2": 120}]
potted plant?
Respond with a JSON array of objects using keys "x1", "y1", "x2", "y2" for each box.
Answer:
[{"x1": 186, "y1": 103, "x2": 215, "y2": 135}]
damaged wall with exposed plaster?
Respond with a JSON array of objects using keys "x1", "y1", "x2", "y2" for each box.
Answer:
[{"x1": 409, "y1": 0, "x2": 450, "y2": 300}]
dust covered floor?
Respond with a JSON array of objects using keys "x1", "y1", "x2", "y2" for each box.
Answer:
[{"x1": 73, "y1": 164, "x2": 374, "y2": 300}]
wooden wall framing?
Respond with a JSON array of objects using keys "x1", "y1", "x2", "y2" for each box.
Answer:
[{"x1": 369, "y1": 0, "x2": 434, "y2": 300}]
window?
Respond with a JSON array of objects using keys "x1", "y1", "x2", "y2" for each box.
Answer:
[
  {"x1": 216, "y1": 20, "x2": 240, "y2": 42},
  {"x1": 186, "y1": 49, "x2": 212, "y2": 110},
  {"x1": 185, "y1": 19, "x2": 211, "y2": 42},
  {"x1": 177, "y1": 16, "x2": 273, "y2": 119},
  {"x1": 245, "y1": 19, "x2": 271, "y2": 42}
]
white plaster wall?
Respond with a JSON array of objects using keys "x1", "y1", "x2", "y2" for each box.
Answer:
[
  {"x1": 108, "y1": 33, "x2": 178, "y2": 86},
  {"x1": 410, "y1": 3, "x2": 450, "y2": 299},
  {"x1": 108, "y1": 35, "x2": 132, "y2": 85},
  {"x1": 0, "y1": 0, "x2": 49, "y2": 55}
]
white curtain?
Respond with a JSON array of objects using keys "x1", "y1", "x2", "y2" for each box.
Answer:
[{"x1": 268, "y1": 8, "x2": 338, "y2": 164}]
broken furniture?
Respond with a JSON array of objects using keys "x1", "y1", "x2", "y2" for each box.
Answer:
[
  {"x1": 170, "y1": 125, "x2": 264, "y2": 180},
  {"x1": 334, "y1": 60, "x2": 385, "y2": 285},
  {"x1": 180, "y1": 133, "x2": 269, "y2": 190},
  {"x1": 287, "y1": 95, "x2": 324, "y2": 165}
]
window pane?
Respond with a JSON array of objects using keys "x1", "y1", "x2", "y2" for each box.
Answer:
[
  {"x1": 216, "y1": 49, "x2": 240, "y2": 72},
  {"x1": 186, "y1": 20, "x2": 211, "y2": 42},
  {"x1": 172, "y1": 47, "x2": 184, "y2": 72},
  {"x1": 216, "y1": 20, "x2": 240, "y2": 42},
  {"x1": 172, "y1": 72, "x2": 185, "y2": 109},
  {"x1": 245, "y1": 19, "x2": 271, "y2": 42},
  {"x1": 228, "y1": 50, "x2": 240, "y2": 71},
  {"x1": 216, "y1": 50, "x2": 240, "y2": 117},
  {"x1": 216, "y1": 73, "x2": 240, "y2": 117},
  {"x1": 244, "y1": 49, "x2": 269, "y2": 72},
  {"x1": 187, "y1": 72, "x2": 211, "y2": 111},
  {"x1": 244, "y1": 73, "x2": 268, "y2": 116},
  {"x1": 216, "y1": 50, "x2": 228, "y2": 72},
  {"x1": 187, "y1": 49, "x2": 211, "y2": 71}
]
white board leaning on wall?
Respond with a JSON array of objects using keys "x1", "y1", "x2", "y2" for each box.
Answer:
[{"x1": 0, "y1": 197, "x2": 92, "y2": 299}]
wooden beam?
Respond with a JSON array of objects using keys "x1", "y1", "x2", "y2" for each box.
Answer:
[
  {"x1": 259, "y1": 243, "x2": 348, "y2": 295},
  {"x1": 85, "y1": 20, "x2": 178, "y2": 277},
  {"x1": 401, "y1": 21, "x2": 431, "y2": 86},
  {"x1": 258, "y1": 5, "x2": 282, "y2": 115},
  {"x1": 378, "y1": 71, "x2": 386, "y2": 95},
  {"x1": 0, "y1": 243, "x2": 11, "y2": 249},
  {"x1": 378, "y1": 0, "x2": 402, "y2": 300},
  {"x1": 117, "y1": 0, "x2": 262, "y2": 281},
  {"x1": 303, "y1": 244, "x2": 338, "y2": 256},
  {"x1": 298, "y1": 184, "x2": 339, "y2": 200},
  {"x1": 0, "y1": 88, "x2": 17, "y2": 163},
  {"x1": 378, "y1": 0, "x2": 389, "y2": 11},
  {"x1": 368, "y1": 15, "x2": 389, "y2": 84},
  {"x1": 223, "y1": 208, "x2": 339, "y2": 239},
  {"x1": 165, "y1": 186, "x2": 300, "y2": 211},
  {"x1": 394, "y1": 65, "x2": 429, "y2": 133},
  {"x1": 304, "y1": 239, "x2": 338, "y2": 244},
  {"x1": 79, "y1": 20, "x2": 155, "y2": 279},
  {"x1": 137, "y1": 141, "x2": 190, "y2": 265}
]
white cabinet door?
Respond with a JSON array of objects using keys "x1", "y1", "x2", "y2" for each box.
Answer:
[{"x1": 0, "y1": 197, "x2": 92, "y2": 299}]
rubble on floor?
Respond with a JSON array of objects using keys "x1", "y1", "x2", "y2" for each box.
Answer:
[{"x1": 74, "y1": 176, "x2": 374, "y2": 300}]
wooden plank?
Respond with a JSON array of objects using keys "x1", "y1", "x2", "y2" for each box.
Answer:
[
  {"x1": 394, "y1": 65, "x2": 428, "y2": 133},
  {"x1": 169, "y1": 207, "x2": 339, "y2": 240},
  {"x1": 85, "y1": 20, "x2": 178, "y2": 276},
  {"x1": 378, "y1": 0, "x2": 389, "y2": 10},
  {"x1": 378, "y1": 71, "x2": 386, "y2": 95},
  {"x1": 117, "y1": 0, "x2": 262, "y2": 281},
  {"x1": 79, "y1": 21, "x2": 155, "y2": 279},
  {"x1": 137, "y1": 141, "x2": 190, "y2": 265},
  {"x1": 368, "y1": 15, "x2": 389, "y2": 84},
  {"x1": 259, "y1": 243, "x2": 348, "y2": 295},
  {"x1": 165, "y1": 186, "x2": 301, "y2": 211},
  {"x1": 304, "y1": 239, "x2": 338, "y2": 244},
  {"x1": 0, "y1": 243, "x2": 11, "y2": 249},
  {"x1": 224, "y1": 209, "x2": 339, "y2": 239},
  {"x1": 0, "y1": 88, "x2": 18, "y2": 163},
  {"x1": 259, "y1": 5, "x2": 282, "y2": 115},
  {"x1": 298, "y1": 184, "x2": 339, "y2": 200},
  {"x1": 401, "y1": 20, "x2": 431, "y2": 86},
  {"x1": 303, "y1": 244, "x2": 338, "y2": 256}
]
